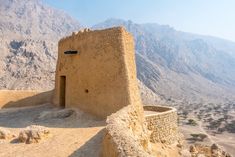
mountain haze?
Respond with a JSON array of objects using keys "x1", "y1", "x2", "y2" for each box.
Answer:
[
  {"x1": 0, "y1": 0, "x2": 160, "y2": 104},
  {"x1": 1, "y1": 0, "x2": 235, "y2": 103},
  {"x1": 93, "y1": 19, "x2": 235, "y2": 103}
]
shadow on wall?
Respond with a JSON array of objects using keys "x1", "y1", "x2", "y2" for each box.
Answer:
[
  {"x1": 68, "y1": 129, "x2": 105, "y2": 157},
  {"x1": 0, "y1": 90, "x2": 53, "y2": 108}
]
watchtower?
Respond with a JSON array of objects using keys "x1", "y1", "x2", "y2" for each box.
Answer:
[{"x1": 53, "y1": 27, "x2": 141, "y2": 118}]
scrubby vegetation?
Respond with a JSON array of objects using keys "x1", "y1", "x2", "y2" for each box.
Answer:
[
  {"x1": 187, "y1": 119, "x2": 198, "y2": 126},
  {"x1": 190, "y1": 133, "x2": 208, "y2": 141}
]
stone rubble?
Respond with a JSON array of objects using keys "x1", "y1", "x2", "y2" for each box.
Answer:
[
  {"x1": 189, "y1": 143, "x2": 231, "y2": 157},
  {"x1": 18, "y1": 125, "x2": 50, "y2": 144},
  {"x1": 0, "y1": 128, "x2": 14, "y2": 139}
]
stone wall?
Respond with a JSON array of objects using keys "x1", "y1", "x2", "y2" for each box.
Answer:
[
  {"x1": 0, "y1": 90, "x2": 53, "y2": 108},
  {"x1": 101, "y1": 104, "x2": 153, "y2": 157},
  {"x1": 101, "y1": 105, "x2": 181, "y2": 157},
  {"x1": 144, "y1": 105, "x2": 179, "y2": 144},
  {"x1": 144, "y1": 105, "x2": 172, "y2": 112},
  {"x1": 53, "y1": 27, "x2": 141, "y2": 118}
]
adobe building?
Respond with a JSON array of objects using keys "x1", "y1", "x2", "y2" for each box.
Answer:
[
  {"x1": 53, "y1": 27, "x2": 142, "y2": 118},
  {"x1": 0, "y1": 26, "x2": 181, "y2": 157}
]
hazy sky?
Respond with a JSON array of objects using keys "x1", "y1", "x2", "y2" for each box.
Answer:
[{"x1": 43, "y1": 0, "x2": 235, "y2": 42}]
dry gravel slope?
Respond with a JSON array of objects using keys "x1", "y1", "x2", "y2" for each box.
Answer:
[{"x1": 93, "y1": 19, "x2": 235, "y2": 103}]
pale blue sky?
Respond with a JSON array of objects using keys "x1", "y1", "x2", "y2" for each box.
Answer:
[{"x1": 43, "y1": 0, "x2": 235, "y2": 42}]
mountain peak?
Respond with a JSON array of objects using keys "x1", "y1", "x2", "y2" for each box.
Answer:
[{"x1": 0, "y1": 0, "x2": 81, "y2": 90}]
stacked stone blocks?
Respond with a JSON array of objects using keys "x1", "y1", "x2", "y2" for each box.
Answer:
[{"x1": 144, "y1": 106, "x2": 179, "y2": 145}]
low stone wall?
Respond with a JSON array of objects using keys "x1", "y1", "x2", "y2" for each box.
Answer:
[
  {"x1": 144, "y1": 105, "x2": 179, "y2": 144},
  {"x1": 144, "y1": 105, "x2": 172, "y2": 112},
  {"x1": 0, "y1": 90, "x2": 53, "y2": 108},
  {"x1": 101, "y1": 104, "x2": 153, "y2": 157}
]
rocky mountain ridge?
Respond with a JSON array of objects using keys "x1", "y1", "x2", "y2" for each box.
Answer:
[
  {"x1": 0, "y1": 0, "x2": 160, "y2": 104},
  {"x1": 0, "y1": 0, "x2": 80, "y2": 89},
  {"x1": 93, "y1": 19, "x2": 235, "y2": 103},
  {"x1": 1, "y1": 0, "x2": 235, "y2": 104}
]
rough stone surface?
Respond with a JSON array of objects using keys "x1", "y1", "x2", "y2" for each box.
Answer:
[
  {"x1": 18, "y1": 125, "x2": 50, "y2": 144},
  {"x1": 0, "y1": 128, "x2": 13, "y2": 139},
  {"x1": 144, "y1": 106, "x2": 180, "y2": 144},
  {"x1": 101, "y1": 105, "x2": 153, "y2": 157},
  {"x1": 101, "y1": 104, "x2": 182, "y2": 157},
  {"x1": 190, "y1": 145, "x2": 198, "y2": 153},
  {"x1": 211, "y1": 143, "x2": 219, "y2": 150},
  {"x1": 189, "y1": 144, "x2": 232, "y2": 157}
]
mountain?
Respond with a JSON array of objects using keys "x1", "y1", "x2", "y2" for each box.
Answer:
[
  {"x1": 1, "y1": 0, "x2": 235, "y2": 103},
  {"x1": 0, "y1": 0, "x2": 160, "y2": 104},
  {"x1": 0, "y1": 0, "x2": 80, "y2": 89},
  {"x1": 93, "y1": 19, "x2": 235, "y2": 103}
]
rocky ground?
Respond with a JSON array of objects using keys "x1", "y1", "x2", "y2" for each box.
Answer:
[
  {"x1": 0, "y1": 102, "x2": 233, "y2": 157},
  {"x1": 172, "y1": 101, "x2": 235, "y2": 156}
]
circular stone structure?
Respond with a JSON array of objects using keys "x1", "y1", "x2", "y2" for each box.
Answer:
[{"x1": 144, "y1": 105, "x2": 179, "y2": 144}]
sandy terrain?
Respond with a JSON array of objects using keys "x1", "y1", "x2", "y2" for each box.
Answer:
[
  {"x1": 180, "y1": 104, "x2": 235, "y2": 156},
  {"x1": 181, "y1": 124, "x2": 235, "y2": 156},
  {"x1": 0, "y1": 104, "x2": 105, "y2": 157}
]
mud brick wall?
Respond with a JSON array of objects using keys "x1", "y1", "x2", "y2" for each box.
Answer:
[
  {"x1": 54, "y1": 27, "x2": 141, "y2": 118},
  {"x1": 0, "y1": 90, "x2": 53, "y2": 108}
]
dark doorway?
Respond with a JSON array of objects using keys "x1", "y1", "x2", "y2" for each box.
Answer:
[{"x1": 60, "y1": 76, "x2": 66, "y2": 108}]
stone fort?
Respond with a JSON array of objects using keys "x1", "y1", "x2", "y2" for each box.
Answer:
[
  {"x1": 53, "y1": 27, "x2": 141, "y2": 118},
  {"x1": 0, "y1": 27, "x2": 181, "y2": 157},
  {"x1": 53, "y1": 27, "x2": 181, "y2": 156}
]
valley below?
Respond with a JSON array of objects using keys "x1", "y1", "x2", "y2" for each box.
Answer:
[{"x1": 173, "y1": 101, "x2": 235, "y2": 155}]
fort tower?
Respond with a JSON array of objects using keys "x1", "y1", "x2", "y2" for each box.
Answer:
[{"x1": 53, "y1": 27, "x2": 141, "y2": 118}]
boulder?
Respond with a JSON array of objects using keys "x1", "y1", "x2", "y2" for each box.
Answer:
[
  {"x1": 0, "y1": 128, "x2": 14, "y2": 139},
  {"x1": 18, "y1": 125, "x2": 50, "y2": 144},
  {"x1": 189, "y1": 145, "x2": 197, "y2": 153},
  {"x1": 211, "y1": 143, "x2": 219, "y2": 150}
]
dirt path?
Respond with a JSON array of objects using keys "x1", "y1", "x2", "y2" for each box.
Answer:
[
  {"x1": 180, "y1": 120, "x2": 235, "y2": 156},
  {"x1": 198, "y1": 121, "x2": 235, "y2": 155},
  {"x1": 197, "y1": 121, "x2": 215, "y2": 143}
]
